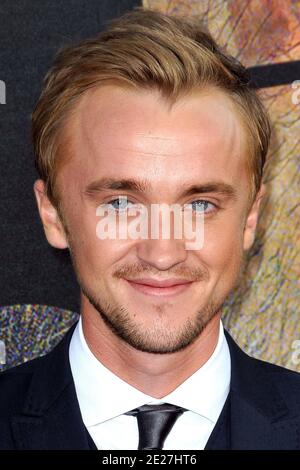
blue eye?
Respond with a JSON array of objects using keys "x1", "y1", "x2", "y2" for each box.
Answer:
[
  {"x1": 105, "y1": 198, "x2": 217, "y2": 213},
  {"x1": 107, "y1": 197, "x2": 134, "y2": 211},
  {"x1": 187, "y1": 200, "x2": 216, "y2": 213}
]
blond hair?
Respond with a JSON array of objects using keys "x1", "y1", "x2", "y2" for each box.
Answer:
[{"x1": 32, "y1": 7, "x2": 271, "y2": 207}]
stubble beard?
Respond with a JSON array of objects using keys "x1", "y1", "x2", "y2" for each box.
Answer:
[{"x1": 79, "y1": 280, "x2": 225, "y2": 354}]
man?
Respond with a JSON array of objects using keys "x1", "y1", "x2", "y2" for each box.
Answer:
[{"x1": 1, "y1": 7, "x2": 300, "y2": 450}]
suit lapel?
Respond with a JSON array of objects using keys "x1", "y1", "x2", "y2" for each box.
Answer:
[
  {"x1": 224, "y1": 331, "x2": 300, "y2": 449},
  {"x1": 204, "y1": 393, "x2": 231, "y2": 449},
  {"x1": 11, "y1": 322, "x2": 93, "y2": 450}
]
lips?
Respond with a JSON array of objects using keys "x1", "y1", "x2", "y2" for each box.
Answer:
[
  {"x1": 125, "y1": 278, "x2": 194, "y2": 297},
  {"x1": 126, "y1": 278, "x2": 193, "y2": 287}
]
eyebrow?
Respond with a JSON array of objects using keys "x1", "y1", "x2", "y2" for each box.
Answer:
[{"x1": 84, "y1": 177, "x2": 238, "y2": 200}]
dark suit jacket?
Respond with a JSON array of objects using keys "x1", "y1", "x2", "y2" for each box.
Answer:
[{"x1": 0, "y1": 322, "x2": 300, "y2": 450}]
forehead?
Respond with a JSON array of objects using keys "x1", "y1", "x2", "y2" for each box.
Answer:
[{"x1": 60, "y1": 84, "x2": 248, "y2": 192}]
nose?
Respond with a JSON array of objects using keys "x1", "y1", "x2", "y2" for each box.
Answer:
[{"x1": 136, "y1": 237, "x2": 188, "y2": 271}]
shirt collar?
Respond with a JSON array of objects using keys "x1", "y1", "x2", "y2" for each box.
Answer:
[{"x1": 69, "y1": 317, "x2": 231, "y2": 426}]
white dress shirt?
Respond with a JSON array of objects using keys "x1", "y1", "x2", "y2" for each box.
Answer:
[{"x1": 69, "y1": 317, "x2": 231, "y2": 450}]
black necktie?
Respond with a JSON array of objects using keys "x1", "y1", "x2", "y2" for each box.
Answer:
[{"x1": 124, "y1": 403, "x2": 187, "y2": 450}]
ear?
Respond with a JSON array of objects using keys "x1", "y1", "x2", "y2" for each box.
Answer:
[
  {"x1": 243, "y1": 183, "x2": 266, "y2": 251},
  {"x1": 33, "y1": 179, "x2": 69, "y2": 249}
]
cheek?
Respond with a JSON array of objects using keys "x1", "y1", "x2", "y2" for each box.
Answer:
[
  {"x1": 59, "y1": 191, "x2": 136, "y2": 276},
  {"x1": 68, "y1": 216, "x2": 135, "y2": 277},
  {"x1": 61, "y1": 204, "x2": 104, "y2": 273},
  {"x1": 200, "y1": 216, "x2": 244, "y2": 272}
]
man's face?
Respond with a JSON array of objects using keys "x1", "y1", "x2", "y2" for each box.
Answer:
[{"x1": 35, "y1": 84, "x2": 263, "y2": 354}]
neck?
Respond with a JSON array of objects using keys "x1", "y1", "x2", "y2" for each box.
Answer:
[{"x1": 81, "y1": 298, "x2": 221, "y2": 398}]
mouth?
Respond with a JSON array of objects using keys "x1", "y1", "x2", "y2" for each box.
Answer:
[{"x1": 125, "y1": 278, "x2": 194, "y2": 297}]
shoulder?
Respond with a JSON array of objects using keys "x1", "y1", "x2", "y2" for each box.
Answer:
[
  {"x1": 225, "y1": 329, "x2": 300, "y2": 410},
  {"x1": 0, "y1": 354, "x2": 45, "y2": 415},
  {"x1": 0, "y1": 322, "x2": 76, "y2": 419},
  {"x1": 250, "y1": 352, "x2": 300, "y2": 400}
]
